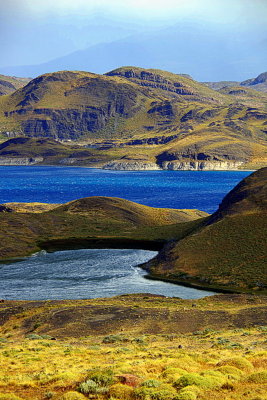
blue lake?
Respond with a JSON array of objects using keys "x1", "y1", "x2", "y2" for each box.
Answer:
[
  {"x1": 0, "y1": 166, "x2": 251, "y2": 213},
  {"x1": 0, "y1": 167, "x2": 252, "y2": 300}
]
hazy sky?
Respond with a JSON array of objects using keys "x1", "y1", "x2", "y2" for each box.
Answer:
[{"x1": 0, "y1": 0, "x2": 266, "y2": 79}]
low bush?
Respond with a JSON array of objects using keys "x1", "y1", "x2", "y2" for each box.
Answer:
[
  {"x1": 134, "y1": 382, "x2": 177, "y2": 400},
  {"x1": 247, "y1": 371, "x2": 267, "y2": 383},
  {"x1": 216, "y1": 357, "x2": 253, "y2": 371},
  {"x1": 109, "y1": 383, "x2": 134, "y2": 399},
  {"x1": 78, "y1": 379, "x2": 99, "y2": 394},
  {"x1": 87, "y1": 368, "x2": 114, "y2": 386},
  {"x1": 0, "y1": 395, "x2": 24, "y2": 400},
  {"x1": 216, "y1": 365, "x2": 244, "y2": 380},
  {"x1": 60, "y1": 392, "x2": 87, "y2": 400},
  {"x1": 174, "y1": 372, "x2": 225, "y2": 390}
]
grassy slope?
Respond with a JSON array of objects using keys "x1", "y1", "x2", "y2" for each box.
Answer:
[
  {"x1": 0, "y1": 294, "x2": 266, "y2": 400},
  {"x1": 145, "y1": 168, "x2": 267, "y2": 293},
  {"x1": 0, "y1": 74, "x2": 30, "y2": 96},
  {"x1": 0, "y1": 196, "x2": 207, "y2": 259},
  {"x1": 0, "y1": 137, "x2": 115, "y2": 166},
  {"x1": 0, "y1": 68, "x2": 266, "y2": 167}
]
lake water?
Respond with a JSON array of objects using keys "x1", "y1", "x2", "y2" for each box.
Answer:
[
  {"x1": 0, "y1": 249, "x2": 215, "y2": 300},
  {"x1": 0, "y1": 167, "x2": 252, "y2": 300},
  {"x1": 0, "y1": 166, "x2": 251, "y2": 213}
]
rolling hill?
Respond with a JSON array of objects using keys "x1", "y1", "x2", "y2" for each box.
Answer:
[
  {"x1": 143, "y1": 167, "x2": 267, "y2": 293},
  {"x1": 0, "y1": 196, "x2": 207, "y2": 260},
  {"x1": 0, "y1": 67, "x2": 266, "y2": 169},
  {"x1": 0, "y1": 168, "x2": 266, "y2": 294}
]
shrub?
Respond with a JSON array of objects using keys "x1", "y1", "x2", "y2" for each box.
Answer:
[
  {"x1": 174, "y1": 385, "x2": 201, "y2": 400},
  {"x1": 0, "y1": 395, "x2": 24, "y2": 400},
  {"x1": 162, "y1": 367, "x2": 187, "y2": 382},
  {"x1": 216, "y1": 357, "x2": 253, "y2": 372},
  {"x1": 25, "y1": 333, "x2": 42, "y2": 340},
  {"x1": 174, "y1": 372, "x2": 224, "y2": 390},
  {"x1": 134, "y1": 383, "x2": 177, "y2": 400},
  {"x1": 216, "y1": 365, "x2": 244, "y2": 380},
  {"x1": 141, "y1": 379, "x2": 161, "y2": 388},
  {"x1": 60, "y1": 392, "x2": 87, "y2": 400},
  {"x1": 247, "y1": 371, "x2": 267, "y2": 383},
  {"x1": 44, "y1": 392, "x2": 55, "y2": 399},
  {"x1": 109, "y1": 383, "x2": 134, "y2": 399},
  {"x1": 78, "y1": 379, "x2": 99, "y2": 394},
  {"x1": 174, "y1": 391, "x2": 197, "y2": 400},
  {"x1": 103, "y1": 335, "x2": 125, "y2": 344},
  {"x1": 87, "y1": 368, "x2": 114, "y2": 386}
]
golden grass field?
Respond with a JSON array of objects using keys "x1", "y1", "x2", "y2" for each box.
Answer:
[{"x1": 0, "y1": 294, "x2": 266, "y2": 400}]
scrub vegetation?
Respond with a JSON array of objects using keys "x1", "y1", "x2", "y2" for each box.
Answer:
[{"x1": 0, "y1": 294, "x2": 266, "y2": 400}]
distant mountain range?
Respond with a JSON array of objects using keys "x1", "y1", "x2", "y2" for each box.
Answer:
[
  {"x1": 0, "y1": 22, "x2": 266, "y2": 81},
  {"x1": 0, "y1": 66, "x2": 266, "y2": 170},
  {"x1": 204, "y1": 71, "x2": 267, "y2": 93}
]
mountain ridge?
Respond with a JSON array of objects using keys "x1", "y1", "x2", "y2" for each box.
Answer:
[{"x1": 0, "y1": 67, "x2": 266, "y2": 170}]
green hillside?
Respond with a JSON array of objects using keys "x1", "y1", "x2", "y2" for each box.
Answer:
[
  {"x1": 144, "y1": 168, "x2": 267, "y2": 293},
  {"x1": 0, "y1": 196, "x2": 207, "y2": 260},
  {"x1": 0, "y1": 168, "x2": 266, "y2": 294},
  {"x1": 0, "y1": 67, "x2": 266, "y2": 169},
  {"x1": 0, "y1": 74, "x2": 30, "y2": 96}
]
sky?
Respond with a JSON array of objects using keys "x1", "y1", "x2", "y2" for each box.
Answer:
[{"x1": 0, "y1": 0, "x2": 266, "y2": 80}]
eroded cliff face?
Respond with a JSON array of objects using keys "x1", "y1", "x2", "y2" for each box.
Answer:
[
  {"x1": 101, "y1": 156, "x2": 246, "y2": 171},
  {"x1": 102, "y1": 160, "x2": 160, "y2": 170},
  {"x1": 0, "y1": 156, "x2": 43, "y2": 165},
  {"x1": 162, "y1": 160, "x2": 244, "y2": 170}
]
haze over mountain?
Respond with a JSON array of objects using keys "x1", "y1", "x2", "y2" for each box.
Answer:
[
  {"x1": 1, "y1": 21, "x2": 266, "y2": 81},
  {"x1": 1, "y1": 0, "x2": 266, "y2": 81}
]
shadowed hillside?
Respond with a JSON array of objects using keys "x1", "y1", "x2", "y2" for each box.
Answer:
[
  {"x1": 143, "y1": 168, "x2": 267, "y2": 293},
  {"x1": 0, "y1": 196, "x2": 207, "y2": 260}
]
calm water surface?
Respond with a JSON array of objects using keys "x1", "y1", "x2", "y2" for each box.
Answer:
[{"x1": 0, "y1": 167, "x2": 252, "y2": 300}]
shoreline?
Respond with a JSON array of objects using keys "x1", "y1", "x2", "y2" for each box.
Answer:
[
  {"x1": 0, "y1": 163, "x2": 256, "y2": 172},
  {"x1": 1, "y1": 237, "x2": 262, "y2": 298}
]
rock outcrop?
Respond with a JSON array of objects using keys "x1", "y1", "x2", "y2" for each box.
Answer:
[
  {"x1": 0, "y1": 156, "x2": 43, "y2": 165},
  {"x1": 102, "y1": 160, "x2": 160, "y2": 170},
  {"x1": 162, "y1": 160, "x2": 244, "y2": 170}
]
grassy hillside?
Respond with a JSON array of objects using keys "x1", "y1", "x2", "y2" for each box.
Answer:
[
  {"x1": 0, "y1": 137, "x2": 115, "y2": 166},
  {"x1": 144, "y1": 168, "x2": 267, "y2": 294},
  {"x1": 0, "y1": 67, "x2": 266, "y2": 168},
  {"x1": 0, "y1": 169, "x2": 266, "y2": 294},
  {"x1": 0, "y1": 74, "x2": 30, "y2": 96},
  {"x1": 0, "y1": 294, "x2": 266, "y2": 400},
  {"x1": 0, "y1": 196, "x2": 207, "y2": 260}
]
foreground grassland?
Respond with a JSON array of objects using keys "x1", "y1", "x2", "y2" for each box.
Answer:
[{"x1": 0, "y1": 294, "x2": 266, "y2": 400}]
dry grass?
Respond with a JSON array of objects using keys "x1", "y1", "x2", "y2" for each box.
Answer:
[{"x1": 0, "y1": 300, "x2": 266, "y2": 400}]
